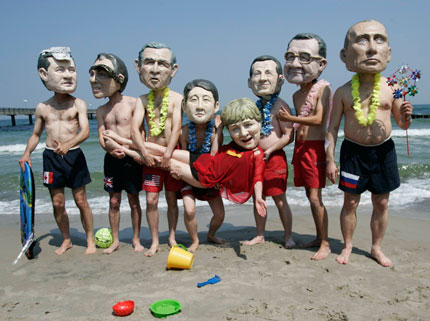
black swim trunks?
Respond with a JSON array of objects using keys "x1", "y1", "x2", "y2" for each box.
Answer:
[
  {"x1": 339, "y1": 138, "x2": 400, "y2": 194},
  {"x1": 43, "y1": 148, "x2": 91, "y2": 189},
  {"x1": 104, "y1": 153, "x2": 142, "y2": 194}
]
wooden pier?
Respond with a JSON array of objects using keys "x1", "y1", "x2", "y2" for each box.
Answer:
[{"x1": 0, "y1": 108, "x2": 97, "y2": 126}]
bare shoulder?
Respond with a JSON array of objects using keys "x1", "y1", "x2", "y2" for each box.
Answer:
[
  {"x1": 274, "y1": 97, "x2": 291, "y2": 113},
  {"x1": 138, "y1": 93, "x2": 149, "y2": 106},
  {"x1": 74, "y1": 97, "x2": 87, "y2": 110},
  {"x1": 123, "y1": 95, "x2": 137, "y2": 105},
  {"x1": 334, "y1": 81, "x2": 351, "y2": 101},
  {"x1": 170, "y1": 90, "x2": 184, "y2": 105}
]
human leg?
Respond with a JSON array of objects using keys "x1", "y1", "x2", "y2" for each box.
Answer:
[
  {"x1": 242, "y1": 196, "x2": 267, "y2": 245},
  {"x1": 336, "y1": 192, "x2": 360, "y2": 264},
  {"x1": 207, "y1": 196, "x2": 226, "y2": 244},
  {"x1": 72, "y1": 186, "x2": 96, "y2": 254},
  {"x1": 144, "y1": 191, "x2": 160, "y2": 256},
  {"x1": 165, "y1": 190, "x2": 179, "y2": 247},
  {"x1": 49, "y1": 187, "x2": 73, "y2": 255},
  {"x1": 370, "y1": 193, "x2": 392, "y2": 267},
  {"x1": 303, "y1": 187, "x2": 330, "y2": 260},
  {"x1": 127, "y1": 192, "x2": 144, "y2": 252},
  {"x1": 103, "y1": 192, "x2": 121, "y2": 254},
  {"x1": 272, "y1": 193, "x2": 295, "y2": 248},
  {"x1": 182, "y1": 194, "x2": 199, "y2": 252}
]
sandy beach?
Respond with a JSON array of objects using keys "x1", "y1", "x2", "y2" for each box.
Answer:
[{"x1": 1, "y1": 203, "x2": 429, "y2": 321}]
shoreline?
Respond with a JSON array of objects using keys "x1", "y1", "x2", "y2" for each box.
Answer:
[{"x1": 1, "y1": 204, "x2": 429, "y2": 320}]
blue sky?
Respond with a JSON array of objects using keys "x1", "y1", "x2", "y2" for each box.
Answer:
[{"x1": 1, "y1": 0, "x2": 429, "y2": 110}]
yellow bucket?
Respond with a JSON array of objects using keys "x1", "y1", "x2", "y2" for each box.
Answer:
[{"x1": 167, "y1": 244, "x2": 194, "y2": 270}]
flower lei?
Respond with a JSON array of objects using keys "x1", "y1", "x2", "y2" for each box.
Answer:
[
  {"x1": 188, "y1": 120, "x2": 214, "y2": 154},
  {"x1": 351, "y1": 73, "x2": 380, "y2": 127},
  {"x1": 294, "y1": 79, "x2": 330, "y2": 129},
  {"x1": 147, "y1": 87, "x2": 170, "y2": 136},
  {"x1": 256, "y1": 93, "x2": 279, "y2": 136}
]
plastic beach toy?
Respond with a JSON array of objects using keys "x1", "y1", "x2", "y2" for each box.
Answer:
[
  {"x1": 112, "y1": 300, "x2": 134, "y2": 316},
  {"x1": 150, "y1": 299, "x2": 182, "y2": 318},
  {"x1": 167, "y1": 244, "x2": 194, "y2": 270},
  {"x1": 197, "y1": 275, "x2": 221, "y2": 288}
]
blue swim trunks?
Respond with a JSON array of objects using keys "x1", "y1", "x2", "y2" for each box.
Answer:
[
  {"x1": 104, "y1": 153, "x2": 142, "y2": 194},
  {"x1": 43, "y1": 147, "x2": 91, "y2": 189},
  {"x1": 339, "y1": 138, "x2": 400, "y2": 194}
]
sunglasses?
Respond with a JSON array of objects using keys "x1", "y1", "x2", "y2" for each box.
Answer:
[
  {"x1": 89, "y1": 64, "x2": 122, "y2": 83},
  {"x1": 284, "y1": 52, "x2": 323, "y2": 64}
]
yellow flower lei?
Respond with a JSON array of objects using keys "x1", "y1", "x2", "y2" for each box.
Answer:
[
  {"x1": 351, "y1": 73, "x2": 381, "y2": 126},
  {"x1": 147, "y1": 87, "x2": 170, "y2": 136}
]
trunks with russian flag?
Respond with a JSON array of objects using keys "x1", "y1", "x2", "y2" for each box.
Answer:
[
  {"x1": 42, "y1": 148, "x2": 91, "y2": 189},
  {"x1": 339, "y1": 138, "x2": 400, "y2": 194}
]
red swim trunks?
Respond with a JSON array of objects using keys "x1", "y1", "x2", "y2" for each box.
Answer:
[
  {"x1": 263, "y1": 149, "x2": 288, "y2": 197},
  {"x1": 292, "y1": 140, "x2": 326, "y2": 188},
  {"x1": 142, "y1": 166, "x2": 184, "y2": 193}
]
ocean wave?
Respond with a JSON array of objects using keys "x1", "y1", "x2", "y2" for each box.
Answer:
[
  {"x1": 1, "y1": 176, "x2": 429, "y2": 216},
  {"x1": 0, "y1": 143, "x2": 45, "y2": 154}
]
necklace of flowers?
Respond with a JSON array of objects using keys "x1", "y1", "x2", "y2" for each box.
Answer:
[
  {"x1": 147, "y1": 87, "x2": 170, "y2": 136},
  {"x1": 294, "y1": 79, "x2": 330, "y2": 129},
  {"x1": 351, "y1": 73, "x2": 380, "y2": 127},
  {"x1": 256, "y1": 93, "x2": 279, "y2": 136},
  {"x1": 188, "y1": 120, "x2": 214, "y2": 154}
]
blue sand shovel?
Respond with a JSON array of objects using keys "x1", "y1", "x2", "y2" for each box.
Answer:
[{"x1": 197, "y1": 275, "x2": 221, "y2": 288}]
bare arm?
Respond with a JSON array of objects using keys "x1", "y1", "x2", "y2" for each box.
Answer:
[
  {"x1": 264, "y1": 105, "x2": 294, "y2": 160},
  {"x1": 19, "y1": 103, "x2": 45, "y2": 170},
  {"x1": 96, "y1": 107, "x2": 125, "y2": 159},
  {"x1": 160, "y1": 94, "x2": 183, "y2": 168},
  {"x1": 179, "y1": 125, "x2": 188, "y2": 150},
  {"x1": 392, "y1": 99, "x2": 413, "y2": 130},
  {"x1": 325, "y1": 88, "x2": 344, "y2": 183},
  {"x1": 131, "y1": 96, "x2": 154, "y2": 166},
  {"x1": 210, "y1": 115, "x2": 223, "y2": 156},
  {"x1": 54, "y1": 99, "x2": 90, "y2": 155},
  {"x1": 279, "y1": 86, "x2": 330, "y2": 126}
]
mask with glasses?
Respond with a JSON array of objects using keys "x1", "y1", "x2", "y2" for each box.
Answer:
[{"x1": 284, "y1": 52, "x2": 323, "y2": 64}]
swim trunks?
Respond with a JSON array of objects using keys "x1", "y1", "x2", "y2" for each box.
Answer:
[
  {"x1": 339, "y1": 138, "x2": 400, "y2": 194},
  {"x1": 104, "y1": 153, "x2": 142, "y2": 194},
  {"x1": 142, "y1": 166, "x2": 184, "y2": 193},
  {"x1": 191, "y1": 141, "x2": 265, "y2": 204},
  {"x1": 292, "y1": 140, "x2": 326, "y2": 188},
  {"x1": 263, "y1": 149, "x2": 288, "y2": 197},
  {"x1": 42, "y1": 147, "x2": 91, "y2": 189},
  {"x1": 180, "y1": 184, "x2": 220, "y2": 201}
]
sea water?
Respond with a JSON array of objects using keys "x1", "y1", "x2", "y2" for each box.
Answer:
[{"x1": 1, "y1": 105, "x2": 429, "y2": 219}]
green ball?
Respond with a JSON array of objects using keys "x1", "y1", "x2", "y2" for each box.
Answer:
[{"x1": 95, "y1": 228, "x2": 113, "y2": 248}]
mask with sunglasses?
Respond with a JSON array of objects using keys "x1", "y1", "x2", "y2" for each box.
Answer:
[
  {"x1": 89, "y1": 64, "x2": 123, "y2": 84},
  {"x1": 284, "y1": 52, "x2": 323, "y2": 64}
]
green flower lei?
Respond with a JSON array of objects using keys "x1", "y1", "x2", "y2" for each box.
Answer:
[
  {"x1": 147, "y1": 87, "x2": 170, "y2": 136},
  {"x1": 351, "y1": 73, "x2": 381, "y2": 127}
]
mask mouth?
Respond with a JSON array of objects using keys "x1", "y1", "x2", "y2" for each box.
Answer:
[{"x1": 40, "y1": 47, "x2": 73, "y2": 61}]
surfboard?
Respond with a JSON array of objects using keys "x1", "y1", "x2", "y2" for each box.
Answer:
[{"x1": 14, "y1": 161, "x2": 36, "y2": 264}]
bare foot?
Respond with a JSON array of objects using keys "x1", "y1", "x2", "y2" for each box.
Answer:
[
  {"x1": 300, "y1": 238, "x2": 321, "y2": 248},
  {"x1": 168, "y1": 238, "x2": 177, "y2": 248},
  {"x1": 311, "y1": 244, "x2": 331, "y2": 260},
  {"x1": 207, "y1": 235, "x2": 227, "y2": 245},
  {"x1": 285, "y1": 236, "x2": 296, "y2": 249},
  {"x1": 144, "y1": 244, "x2": 160, "y2": 257},
  {"x1": 241, "y1": 235, "x2": 265, "y2": 246},
  {"x1": 371, "y1": 247, "x2": 392, "y2": 267},
  {"x1": 132, "y1": 239, "x2": 145, "y2": 253},
  {"x1": 85, "y1": 243, "x2": 97, "y2": 255},
  {"x1": 336, "y1": 247, "x2": 352, "y2": 264},
  {"x1": 103, "y1": 241, "x2": 119, "y2": 254},
  {"x1": 55, "y1": 239, "x2": 73, "y2": 255},
  {"x1": 188, "y1": 242, "x2": 199, "y2": 253}
]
